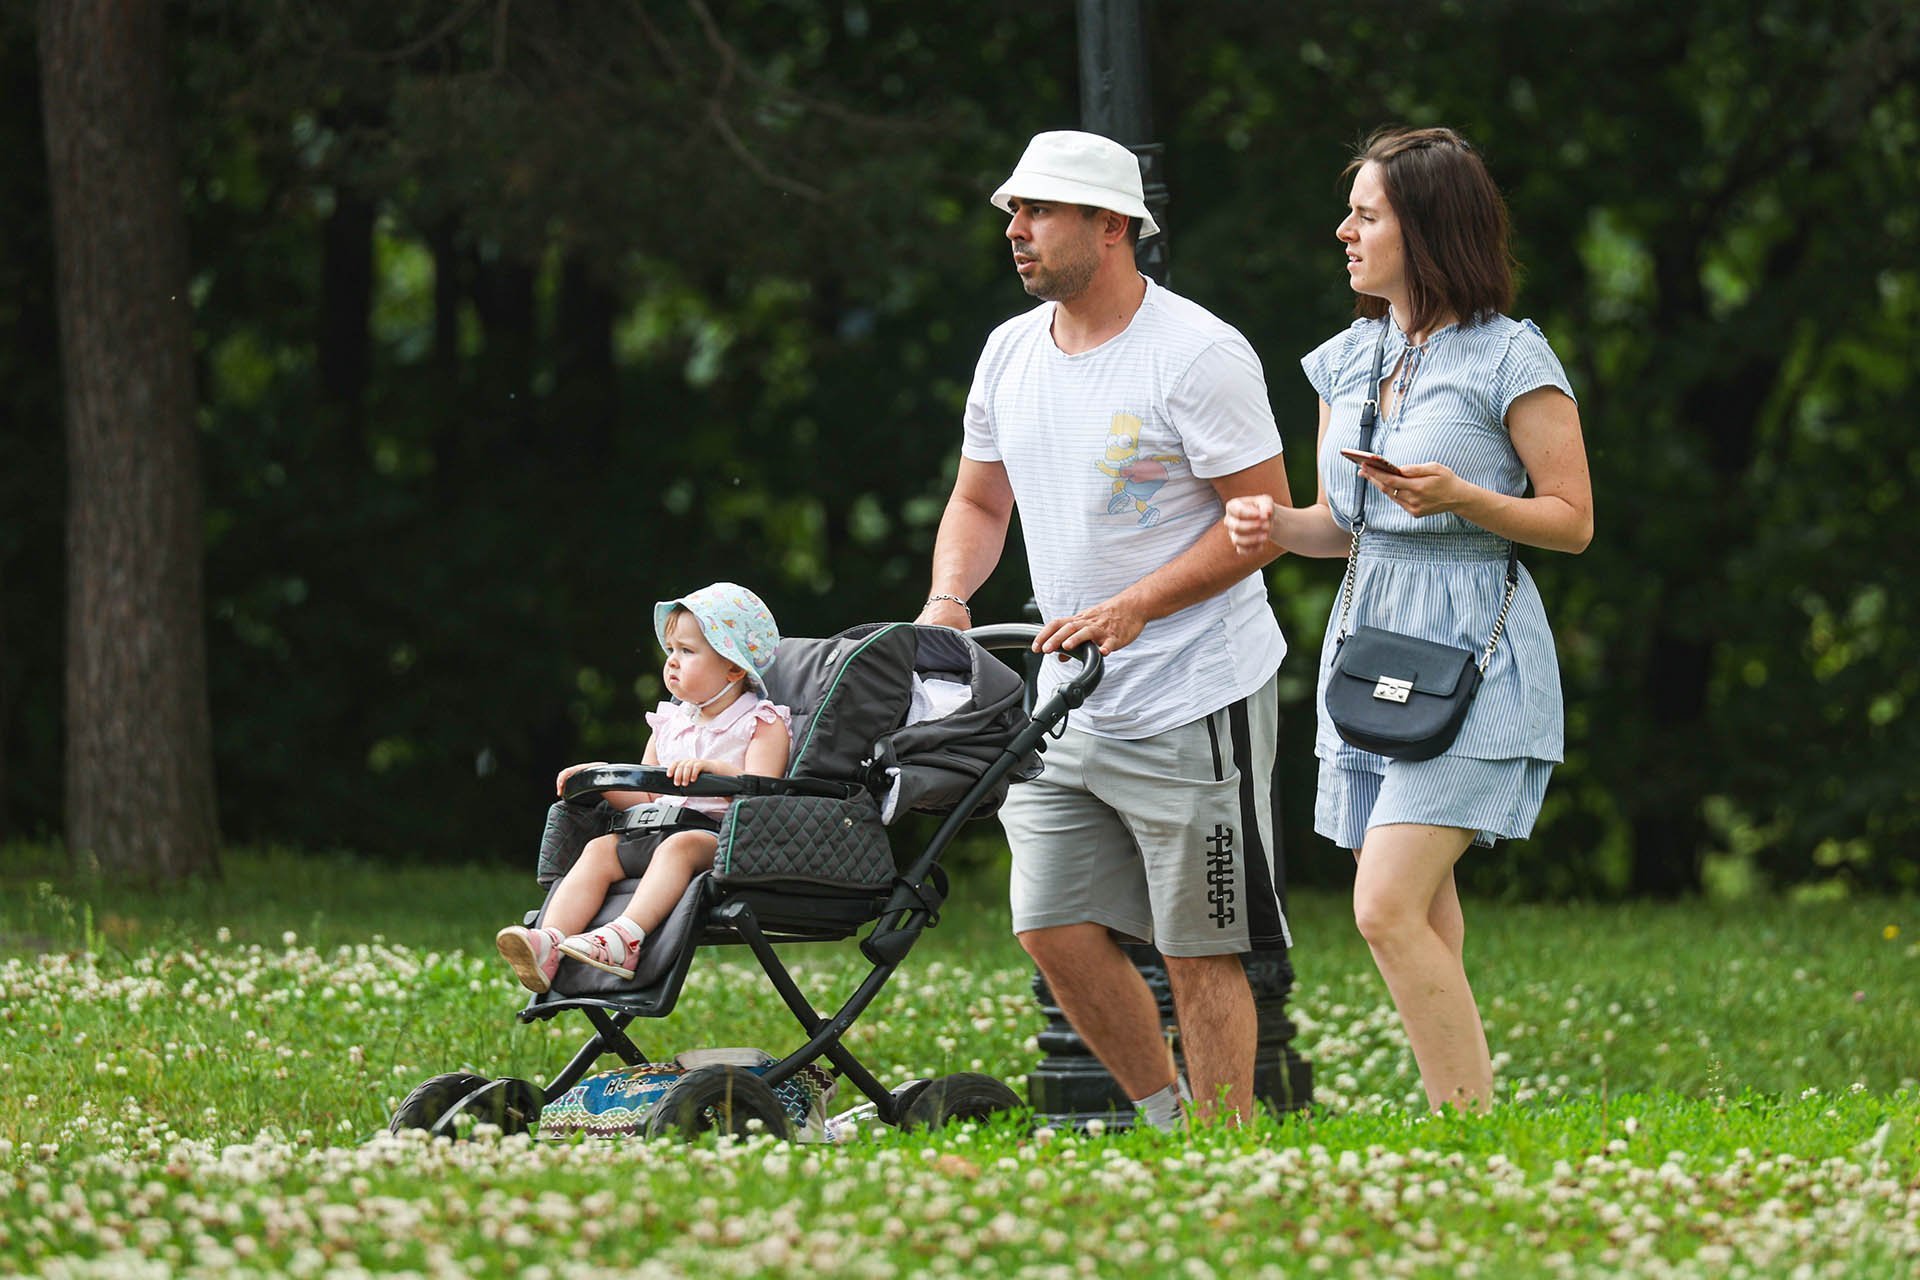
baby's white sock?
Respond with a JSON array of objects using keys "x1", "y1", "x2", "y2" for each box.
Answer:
[
  {"x1": 1132, "y1": 1083, "x2": 1183, "y2": 1131},
  {"x1": 605, "y1": 917, "x2": 645, "y2": 962}
]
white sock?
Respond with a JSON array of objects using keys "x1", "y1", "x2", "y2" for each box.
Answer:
[
  {"x1": 605, "y1": 917, "x2": 645, "y2": 962},
  {"x1": 1132, "y1": 1083, "x2": 1183, "y2": 1131}
]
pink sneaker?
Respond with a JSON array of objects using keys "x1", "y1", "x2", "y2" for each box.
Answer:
[
  {"x1": 557, "y1": 924, "x2": 642, "y2": 980},
  {"x1": 495, "y1": 925, "x2": 563, "y2": 993}
]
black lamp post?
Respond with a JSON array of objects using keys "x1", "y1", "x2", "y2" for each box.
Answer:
[
  {"x1": 1076, "y1": 0, "x2": 1169, "y2": 285},
  {"x1": 1023, "y1": 0, "x2": 1313, "y2": 1128}
]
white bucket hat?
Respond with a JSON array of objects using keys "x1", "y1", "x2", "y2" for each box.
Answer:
[{"x1": 991, "y1": 130, "x2": 1161, "y2": 239}]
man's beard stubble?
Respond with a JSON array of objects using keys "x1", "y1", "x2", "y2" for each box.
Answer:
[{"x1": 1015, "y1": 241, "x2": 1098, "y2": 302}]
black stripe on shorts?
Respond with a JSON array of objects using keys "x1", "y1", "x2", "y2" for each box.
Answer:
[{"x1": 1227, "y1": 687, "x2": 1287, "y2": 950}]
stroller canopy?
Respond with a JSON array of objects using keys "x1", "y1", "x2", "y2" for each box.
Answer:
[{"x1": 766, "y1": 622, "x2": 1041, "y2": 822}]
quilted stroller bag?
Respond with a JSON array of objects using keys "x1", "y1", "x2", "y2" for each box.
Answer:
[
  {"x1": 712, "y1": 793, "x2": 893, "y2": 890},
  {"x1": 708, "y1": 622, "x2": 1034, "y2": 892}
]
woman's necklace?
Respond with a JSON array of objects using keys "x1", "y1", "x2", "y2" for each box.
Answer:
[{"x1": 1385, "y1": 326, "x2": 1435, "y2": 427}]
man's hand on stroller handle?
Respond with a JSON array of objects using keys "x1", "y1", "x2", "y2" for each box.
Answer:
[
  {"x1": 966, "y1": 624, "x2": 1105, "y2": 720},
  {"x1": 1034, "y1": 599, "x2": 1145, "y2": 657}
]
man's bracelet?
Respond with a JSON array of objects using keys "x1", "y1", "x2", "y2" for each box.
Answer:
[{"x1": 924, "y1": 593, "x2": 971, "y2": 618}]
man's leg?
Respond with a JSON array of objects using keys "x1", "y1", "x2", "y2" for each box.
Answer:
[
  {"x1": 1003, "y1": 711, "x2": 1173, "y2": 1105},
  {"x1": 1164, "y1": 952, "x2": 1255, "y2": 1123},
  {"x1": 1019, "y1": 923, "x2": 1175, "y2": 1101},
  {"x1": 1119, "y1": 676, "x2": 1283, "y2": 1126}
]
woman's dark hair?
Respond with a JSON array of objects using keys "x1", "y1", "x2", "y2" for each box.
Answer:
[{"x1": 1345, "y1": 126, "x2": 1515, "y2": 333}]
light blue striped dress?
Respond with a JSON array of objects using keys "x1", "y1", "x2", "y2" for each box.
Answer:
[{"x1": 1302, "y1": 313, "x2": 1574, "y2": 849}]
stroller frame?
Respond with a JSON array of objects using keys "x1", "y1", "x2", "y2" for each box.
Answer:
[{"x1": 391, "y1": 624, "x2": 1100, "y2": 1139}]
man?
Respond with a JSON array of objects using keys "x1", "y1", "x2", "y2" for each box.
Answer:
[{"x1": 916, "y1": 130, "x2": 1292, "y2": 1125}]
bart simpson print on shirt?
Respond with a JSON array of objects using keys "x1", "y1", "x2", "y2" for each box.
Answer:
[{"x1": 1095, "y1": 412, "x2": 1184, "y2": 528}]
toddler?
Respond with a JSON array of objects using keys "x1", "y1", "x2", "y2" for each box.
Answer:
[{"x1": 496, "y1": 582, "x2": 791, "y2": 988}]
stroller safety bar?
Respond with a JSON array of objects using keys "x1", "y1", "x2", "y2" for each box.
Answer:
[{"x1": 562, "y1": 764, "x2": 863, "y2": 805}]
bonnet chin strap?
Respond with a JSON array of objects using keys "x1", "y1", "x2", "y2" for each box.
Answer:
[{"x1": 686, "y1": 678, "x2": 742, "y2": 711}]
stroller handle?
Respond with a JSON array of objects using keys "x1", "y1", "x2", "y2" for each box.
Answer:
[
  {"x1": 854, "y1": 620, "x2": 1102, "y2": 921},
  {"x1": 963, "y1": 622, "x2": 1104, "y2": 711},
  {"x1": 560, "y1": 765, "x2": 856, "y2": 806}
]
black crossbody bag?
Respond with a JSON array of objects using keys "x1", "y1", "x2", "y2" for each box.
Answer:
[{"x1": 1324, "y1": 325, "x2": 1519, "y2": 762}]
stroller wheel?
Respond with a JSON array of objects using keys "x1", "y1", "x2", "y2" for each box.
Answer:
[
  {"x1": 888, "y1": 1077, "x2": 932, "y2": 1117},
  {"x1": 899, "y1": 1072, "x2": 1023, "y2": 1131},
  {"x1": 644, "y1": 1065, "x2": 792, "y2": 1142},
  {"x1": 389, "y1": 1073, "x2": 542, "y2": 1139},
  {"x1": 433, "y1": 1076, "x2": 543, "y2": 1139},
  {"x1": 389, "y1": 1072, "x2": 491, "y2": 1136}
]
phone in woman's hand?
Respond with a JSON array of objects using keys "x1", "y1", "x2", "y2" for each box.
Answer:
[{"x1": 1338, "y1": 447, "x2": 1409, "y2": 477}]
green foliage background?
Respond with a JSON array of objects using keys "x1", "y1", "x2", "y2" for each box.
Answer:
[{"x1": 2, "y1": 1, "x2": 1915, "y2": 895}]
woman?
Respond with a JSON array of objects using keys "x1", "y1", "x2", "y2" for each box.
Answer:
[{"x1": 1226, "y1": 126, "x2": 1593, "y2": 1112}]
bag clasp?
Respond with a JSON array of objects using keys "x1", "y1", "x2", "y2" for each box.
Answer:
[{"x1": 1372, "y1": 676, "x2": 1413, "y2": 704}]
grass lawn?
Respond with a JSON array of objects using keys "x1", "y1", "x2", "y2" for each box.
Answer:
[{"x1": 2, "y1": 844, "x2": 1917, "y2": 1277}]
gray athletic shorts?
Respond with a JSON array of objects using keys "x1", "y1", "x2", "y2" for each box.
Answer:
[{"x1": 1000, "y1": 671, "x2": 1291, "y2": 957}]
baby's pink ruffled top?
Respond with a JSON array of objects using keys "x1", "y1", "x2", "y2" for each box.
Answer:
[{"x1": 645, "y1": 692, "x2": 792, "y2": 818}]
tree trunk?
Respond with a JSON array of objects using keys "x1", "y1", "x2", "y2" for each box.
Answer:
[
  {"x1": 39, "y1": 0, "x2": 220, "y2": 882},
  {"x1": 553, "y1": 255, "x2": 616, "y2": 460},
  {"x1": 474, "y1": 252, "x2": 538, "y2": 457},
  {"x1": 429, "y1": 222, "x2": 463, "y2": 379},
  {"x1": 1628, "y1": 627, "x2": 1710, "y2": 898},
  {"x1": 0, "y1": 557, "x2": 9, "y2": 842},
  {"x1": 318, "y1": 187, "x2": 377, "y2": 437},
  {"x1": 1623, "y1": 344, "x2": 1776, "y2": 898}
]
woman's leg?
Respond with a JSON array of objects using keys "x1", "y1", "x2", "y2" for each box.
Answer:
[
  {"x1": 541, "y1": 833, "x2": 627, "y2": 937},
  {"x1": 1351, "y1": 821, "x2": 1491, "y2": 1112},
  {"x1": 1427, "y1": 865, "x2": 1466, "y2": 961},
  {"x1": 618, "y1": 831, "x2": 720, "y2": 935}
]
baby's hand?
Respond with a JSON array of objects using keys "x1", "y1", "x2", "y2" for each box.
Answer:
[
  {"x1": 666, "y1": 759, "x2": 711, "y2": 786},
  {"x1": 1224, "y1": 494, "x2": 1277, "y2": 554},
  {"x1": 555, "y1": 761, "x2": 610, "y2": 796}
]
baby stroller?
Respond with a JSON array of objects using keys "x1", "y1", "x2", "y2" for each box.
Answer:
[{"x1": 389, "y1": 621, "x2": 1100, "y2": 1140}]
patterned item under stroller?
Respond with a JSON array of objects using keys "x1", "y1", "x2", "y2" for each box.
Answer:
[{"x1": 389, "y1": 621, "x2": 1100, "y2": 1140}]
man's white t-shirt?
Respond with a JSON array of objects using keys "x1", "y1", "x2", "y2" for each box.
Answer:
[{"x1": 962, "y1": 276, "x2": 1287, "y2": 739}]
